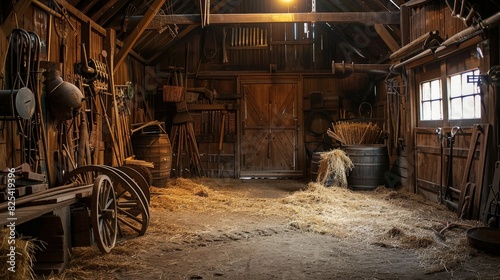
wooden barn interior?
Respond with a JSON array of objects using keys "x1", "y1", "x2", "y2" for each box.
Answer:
[{"x1": 1, "y1": 0, "x2": 500, "y2": 278}]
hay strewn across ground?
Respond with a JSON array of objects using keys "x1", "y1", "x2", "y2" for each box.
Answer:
[
  {"x1": 151, "y1": 178, "x2": 482, "y2": 273},
  {"x1": 45, "y1": 178, "x2": 487, "y2": 279}
]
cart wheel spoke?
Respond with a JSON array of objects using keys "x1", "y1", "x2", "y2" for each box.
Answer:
[
  {"x1": 63, "y1": 165, "x2": 150, "y2": 237},
  {"x1": 91, "y1": 174, "x2": 118, "y2": 254}
]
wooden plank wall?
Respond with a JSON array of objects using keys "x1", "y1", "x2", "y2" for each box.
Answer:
[
  {"x1": 0, "y1": 3, "x2": 147, "y2": 185},
  {"x1": 400, "y1": 2, "x2": 498, "y2": 220},
  {"x1": 392, "y1": 3, "x2": 472, "y2": 195},
  {"x1": 409, "y1": 1, "x2": 466, "y2": 41},
  {"x1": 302, "y1": 76, "x2": 340, "y2": 160}
]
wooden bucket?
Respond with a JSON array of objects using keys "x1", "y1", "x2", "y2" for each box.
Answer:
[
  {"x1": 344, "y1": 145, "x2": 389, "y2": 190},
  {"x1": 132, "y1": 134, "x2": 172, "y2": 187}
]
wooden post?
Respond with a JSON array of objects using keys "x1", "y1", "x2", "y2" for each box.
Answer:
[{"x1": 105, "y1": 28, "x2": 123, "y2": 166}]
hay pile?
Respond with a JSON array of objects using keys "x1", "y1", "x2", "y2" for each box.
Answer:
[
  {"x1": 148, "y1": 178, "x2": 481, "y2": 273},
  {"x1": 279, "y1": 183, "x2": 481, "y2": 273},
  {"x1": 316, "y1": 149, "x2": 353, "y2": 187},
  {"x1": 54, "y1": 246, "x2": 148, "y2": 280},
  {"x1": 0, "y1": 230, "x2": 37, "y2": 280},
  {"x1": 150, "y1": 178, "x2": 270, "y2": 214},
  {"x1": 49, "y1": 178, "x2": 483, "y2": 278}
]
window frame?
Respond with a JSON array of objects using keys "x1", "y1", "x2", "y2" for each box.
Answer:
[
  {"x1": 419, "y1": 78, "x2": 443, "y2": 122},
  {"x1": 447, "y1": 69, "x2": 482, "y2": 123},
  {"x1": 416, "y1": 58, "x2": 482, "y2": 128}
]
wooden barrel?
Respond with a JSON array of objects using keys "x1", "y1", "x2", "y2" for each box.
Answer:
[
  {"x1": 131, "y1": 134, "x2": 172, "y2": 187},
  {"x1": 344, "y1": 145, "x2": 389, "y2": 190},
  {"x1": 310, "y1": 152, "x2": 321, "y2": 182},
  {"x1": 310, "y1": 151, "x2": 334, "y2": 186}
]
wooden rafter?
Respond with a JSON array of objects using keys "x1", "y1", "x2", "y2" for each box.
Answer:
[
  {"x1": 136, "y1": 12, "x2": 400, "y2": 29},
  {"x1": 374, "y1": 24, "x2": 400, "y2": 52},
  {"x1": 114, "y1": 0, "x2": 166, "y2": 72}
]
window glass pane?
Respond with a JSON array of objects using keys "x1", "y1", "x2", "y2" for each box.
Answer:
[
  {"x1": 448, "y1": 69, "x2": 481, "y2": 120},
  {"x1": 431, "y1": 101, "x2": 442, "y2": 120},
  {"x1": 450, "y1": 75, "x2": 461, "y2": 97},
  {"x1": 463, "y1": 73, "x2": 474, "y2": 93},
  {"x1": 462, "y1": 96, "x2": 475, "y2": 118},
  {"x1": 474, "y1": 95, "x2": 481, "y2": 118},
  {"x1": 431, "y1": 80, "x2": 441, "y2": 99},
  {"x1": 450, "y1": 98, "x2": 461, "y2": 119},
  {"x1": 422, "y1": 83, "x2": 430, "y2": 100},
  {"x1": 420, "y1": 79, "x2": 442, "y2": 121},
  {"x1": 421, "y1": 102, "x2": 429, "y2": 120}
]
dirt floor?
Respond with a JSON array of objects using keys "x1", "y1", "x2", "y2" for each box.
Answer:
[{"x1": 43, "y1": 178, "x2": 500, "y2": 280}]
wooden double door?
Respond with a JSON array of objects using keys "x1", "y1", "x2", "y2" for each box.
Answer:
[{"x1": 240, "y1": 80, "x2": 301, "y2": 178}]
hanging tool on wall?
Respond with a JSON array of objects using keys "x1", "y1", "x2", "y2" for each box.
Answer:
[
  {"x1": 222, "y1": 27, "x2": 228, "y2": 64},
  {"x1": 217, "y1": 111, "x2": 227, "y2": 178},
  {"x1": 311, "y1": 0, "x2": 317, "y2": 64},
  {"x1": 3, "y1": 28, "x2": 52, "y2": 184},
  {"x1": 51, "y1": 0, "x2": 77, "y2": 79},
  {"x1": 436, "y1": 127, "x2": 444, "y2": 204},
  {"x1": 199, "y1": 0, "x2": 210, "y2": 28},
  {"x1": 443, "y1": 126, "x2": 462, "y2": 210},
  {"x1": 121, "y1": 3, "x2": 136, "y2": 32}
]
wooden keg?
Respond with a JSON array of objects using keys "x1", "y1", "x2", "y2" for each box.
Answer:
[
  {"x1": 344, "y1": 145, "x2": 389, "y2": 190},
  {"x1": 132, "y1": 134, "x2": 172, "y2": 187}
]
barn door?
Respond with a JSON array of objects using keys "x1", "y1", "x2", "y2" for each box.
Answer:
[{"x1": 240, "y1": 82, "x2": 300, "y2": 178}]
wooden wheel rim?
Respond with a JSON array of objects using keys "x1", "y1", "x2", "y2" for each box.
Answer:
[
  {"x1": 125, "y1": 164, "x2": 153, "y2": 187},
  {"x1": 64, "y1": 165, "x2": 150, "y2": 236},
  {"x1": 91, "y1": 175, "x2": 118, "y2": 253},
  {"x1": 117, "y1": 165, "x2": 151, "y2": 204}
]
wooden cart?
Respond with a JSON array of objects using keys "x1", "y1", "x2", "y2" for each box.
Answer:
[{"x1": 0, "y1": 164, "x2": 151, "y2": 274}]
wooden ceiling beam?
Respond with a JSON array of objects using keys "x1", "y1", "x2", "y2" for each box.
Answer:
[
  {"x1": 146, "y1": 0, "x2": 234, "y2": 63},
  {"x1": 114, "y1": 0, "x2": 166, "y2": 72},
  {"x1": 147, "y1": 25, "x2": 197, "y2": 64},
  {"x1": 137, "y1": 12, "x2": 400, "y2": 29},
  {"x1": 374, "y1": 24, "x2": 400, "y2": 52}
]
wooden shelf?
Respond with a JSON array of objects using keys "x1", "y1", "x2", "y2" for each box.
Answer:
[
  {"x1": 187, "y1": 104, "x2": 237, "y2": 111},
  {"x1": 227, "y1": 46, "x2": 268, "y2": 50}
]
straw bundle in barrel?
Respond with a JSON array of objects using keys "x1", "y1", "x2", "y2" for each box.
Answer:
[
  {"x1": 316, "y1": 149, "x2": 354, "y2": 188},
  {"x1": 327, "y1": 121, "x2": 383, "y2": 145}
]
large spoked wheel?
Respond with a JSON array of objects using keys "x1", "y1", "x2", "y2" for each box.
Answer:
[
  {"x1": 125, "y1": 164, "x2": 153, "y2": 187},
  {"x1": 117, "y1": 165, "x2": 151, "y2": 204},
  {"x1": 92, "y1": 174, "x2": 118, "y2": 254},
  {"x1": 63, "y1": 165, "x2": 150, "y2": 237}
]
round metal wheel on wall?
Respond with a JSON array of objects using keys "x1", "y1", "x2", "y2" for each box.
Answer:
[
  {"x1": 91, "y1": 174, "x2": 118, "y2": 253},
  {"x1": 63, "y1": 165, "x2": 150, "y2": 236}
]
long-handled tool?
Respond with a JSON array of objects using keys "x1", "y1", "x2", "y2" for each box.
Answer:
[
  {"x1": 436, "y1": 127, "x2": 443, "y2": 204},
  {"x1": 443, "y1": 126, "x2": 462, "y2": 210},
  {"x1": 217, "y1": 111, "x2": 226, "y2": 178}
]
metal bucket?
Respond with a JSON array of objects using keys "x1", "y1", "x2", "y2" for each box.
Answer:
[
  {"x1": 467, "y1": 227, "x2": 500, "y2": 255},
  {"x1": 344, "y1": 145, "x2": 389, "y2": 190},
  {"x1": 132, "y1": 134, "x2": 172, "y2": 187}
]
